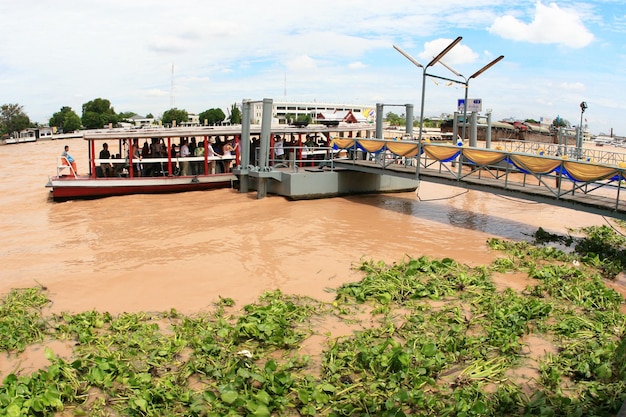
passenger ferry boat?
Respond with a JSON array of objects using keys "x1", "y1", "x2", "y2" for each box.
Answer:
[
  {"x1": 46, "y1": 122, "x2": 382, "y2": 201},
  {"x1": 46, "y1": 127, "x2": 240, "y2": 201}
]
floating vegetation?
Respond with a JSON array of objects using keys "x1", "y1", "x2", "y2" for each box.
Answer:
[{"x1": 1, "y1": 226, "x2": 625, "y2": 416}]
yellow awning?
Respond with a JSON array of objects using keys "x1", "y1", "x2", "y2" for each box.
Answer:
[
  {"x1": 423, "y1": 145, "x2": 460, "y2": 161},
  {"x1": 563, "y1": 161, "x2": 618, "y2": 182},
  {"x1": 331, "y1": 138, "x2": 356, "y2": 149},
  {"x1": 463, "y1": 149, "x2": 506, "y2": 166},
  {"x1": 386, "y1": 142, "x2": 420, "y2": 157},
  {"x1": 509, "y1": 155, "x2": 561, "y2": 174},
  {"x1": 357, "y1": 139, "x2": 386, "y2": 153}
]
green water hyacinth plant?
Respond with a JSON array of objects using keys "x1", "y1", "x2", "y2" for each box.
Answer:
[{"x1": 0, "y1": 225, "x2": 625, "y2": 416}]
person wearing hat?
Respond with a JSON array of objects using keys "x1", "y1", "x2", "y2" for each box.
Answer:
[{"x1": 207, "y1": 137, "x2": 219, "y2": 174}]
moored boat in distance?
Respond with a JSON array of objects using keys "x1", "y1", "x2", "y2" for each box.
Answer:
[
  {"x1": 593, "y1": 135, "x2": 613, "y2": 147},
  {"x1": 4, "y1": 137, "x2": 37, "y2": 144},
  {"x1": 46, "y1": 127, "x2": 240, "y2": 201}
]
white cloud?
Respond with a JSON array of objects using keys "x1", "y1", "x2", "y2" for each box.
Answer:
[
  {"x1": 146, "y1": 89, "x2": 169, "y2": 97},
  {"x1": 147, "y1": 35, "x2": 190, "y2": 54},
  {"x1": 286, "y1": 55, "x2": 318, "y2": 72},
  {"x1": 489, "y1": 1, "x2": 594, "y2": 48},
  {"x1": 348, "y1": 61, "x2": 367, "y2": 69},
  {"x1": 558, "y1": 81, "x2": 585, "y2": 92},
  {"x1": 419, "y1": 38, "x2": 479, "y2": 66}
]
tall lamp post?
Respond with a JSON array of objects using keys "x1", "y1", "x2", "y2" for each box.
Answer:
[
  {"x1": 578, "y1": 101, "x2": 588, "y2": 158},
  {"x1": 393, "y1": 37, "x2": 462, "y2": 145},
  {"x1": 438, "y1": 55, "x2": 504, "y2": 142}
]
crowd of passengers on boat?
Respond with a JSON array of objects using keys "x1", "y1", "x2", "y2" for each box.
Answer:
[
  {"x1": 94, "y1": 135, "x2": 244, "y2": 178},
  {"x1": 93, "y1": 133, "x2": 329, "y2": 178}
]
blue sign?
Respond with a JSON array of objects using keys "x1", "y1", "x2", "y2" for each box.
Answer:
[{"x1": 457, "y1": 99, "x2": 482, "y2": 113}]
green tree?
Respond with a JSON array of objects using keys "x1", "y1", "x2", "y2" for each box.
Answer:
[
  {"x1": 49, "y1": 106, "x2": 81, "y2": 133},
  {"x1": 0, "y1": 103, "x2": 30, "y2": 136},
  {"x1": 552, "y1": 116, "x2": 570, "y2": 128},
  {"x1": 118, "y1": 111, "x2": 137, "y2": 121},
  {"x1": 63, "y1": 112, "x2": 82, "y2": 132},
  {"x1": 385, "y1": 111, "x2": 405, "y2": 126},
  {"x1": 162, "y1": 108, "x2": 189, "y2": 126},
  {"x1": 198, "y1": 108, "x2": 225, "y2": 125},
  {"x1": 81, "y1": 98, "x2": 118, "y2": 129},
  {"x1": 228, "y1": 103, "x2": 241, "y2": 124},
  {"x1": 421, "y1": 118, "x2": 441, "y2": 128},
  {"x1": 296, "y1": 114, "x2": 312, "y2": 123}
]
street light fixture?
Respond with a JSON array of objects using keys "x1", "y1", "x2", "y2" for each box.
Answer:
[
  {"x1": 393, "y1": 36, "x2": 462, "y2": 144},
  {"x1": 393, "y1": 45, "x2": 423, "y2": 69},
  {"x1": 438, "y1": 55, "x2": 504, "y2": 142},
  {"x1": 578, "y1": 101, "x2": 588, "y2": 157}
]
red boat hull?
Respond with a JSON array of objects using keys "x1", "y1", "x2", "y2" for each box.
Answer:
[{"x1": 47, "y1": 175, "x2": 237, "y2": 201}]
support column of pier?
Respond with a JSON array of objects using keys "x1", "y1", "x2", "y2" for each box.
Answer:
[
  {"x1": 405, "y1": 104, "x2": 414, "y2": 138},
  {"x1": 256, "y1": 98, "x2": 273, "y2": 199},
  {"x1": 470, "y1": 112, "x2": 478, "y2": 147},
  {"x1": 576, "y1": 126, "x2": 583, "y2": 159},
  {"x1": 375, "y1": 103, "x2": 383, "y2": 139},
  {"x1": 238, "y1": 100, "x2": 252, "y2": 193}
]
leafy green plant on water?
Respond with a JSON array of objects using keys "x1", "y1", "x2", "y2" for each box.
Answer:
[
  {"x1": 234, "y1": 290, "x2": 320, "y2": 349},
  {"x1": 336, "y1": 256, "x2": 494, "y2": 304},
  {"x1": 532, "y1": 227, "x2": 575, "y2": 246},
  {"x1": 487, "y1": 237, "x2": 572, "y2": 274},
  {"x1": 1, "y1": 228, "x2": 626, "y2": 416},
  {"x1": 473, "y1": 288, "x2": 553, "y2": 355},
  {"x1": 575, "y1": 225, "x2": 626, "y2": 278},
  {"x1": 0, "y1": 287, "x2": 50, "y2": 352},
  {"x1": 500, "y1": 225, "x2": 626, "y2": 279}
]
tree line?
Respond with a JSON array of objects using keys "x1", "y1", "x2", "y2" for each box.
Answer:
[{"x1": 0, "y1": 99, "x2": 243, "y2": 137}]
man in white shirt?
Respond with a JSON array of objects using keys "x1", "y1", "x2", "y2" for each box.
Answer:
[
  {"x1": 179, "y1": 138, "x2": 191, "y2": 176},
  {"x1": 274, "y1": 135, "x2": 285, "y2": 163}
]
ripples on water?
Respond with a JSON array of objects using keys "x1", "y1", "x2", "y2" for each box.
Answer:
[{"x1": 0, "y1": 138, "x2": 610, "y2": 313}]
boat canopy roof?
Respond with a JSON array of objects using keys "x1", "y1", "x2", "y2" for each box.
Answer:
[{"x1": 81, "y1": 124, "x2": 376, "y2": 141}]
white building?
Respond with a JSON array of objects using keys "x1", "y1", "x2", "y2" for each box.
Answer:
[
  {"x1": 125, "y1": 114, "x2": 156, "y2": 128},
  {"x1": 248, "y1": 101, "x2": 376, "y2": 125}
]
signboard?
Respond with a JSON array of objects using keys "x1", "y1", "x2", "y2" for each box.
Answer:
[
  {"x1": 457, "y1": 98, "x2": 482, "y2": 113},
  {"x1": 539, "y1": 116, "x2": 553, "y2": 127}
]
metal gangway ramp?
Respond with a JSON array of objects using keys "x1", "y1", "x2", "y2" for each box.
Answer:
[{"x1": 329, "y1": 138, "x2": 626, "y2": 220}]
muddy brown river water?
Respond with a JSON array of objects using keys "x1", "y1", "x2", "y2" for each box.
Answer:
[
  {"x1": 0, "y1": 137, "x2": 620, "y2": 314},
  {"x1": 2, "y1": 137, "x2": 626, "y2": 390}
]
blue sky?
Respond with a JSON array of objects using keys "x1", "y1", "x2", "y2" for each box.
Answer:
[{"x1": 1, "y1": 0, "x2": 625, "y2": 136}]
